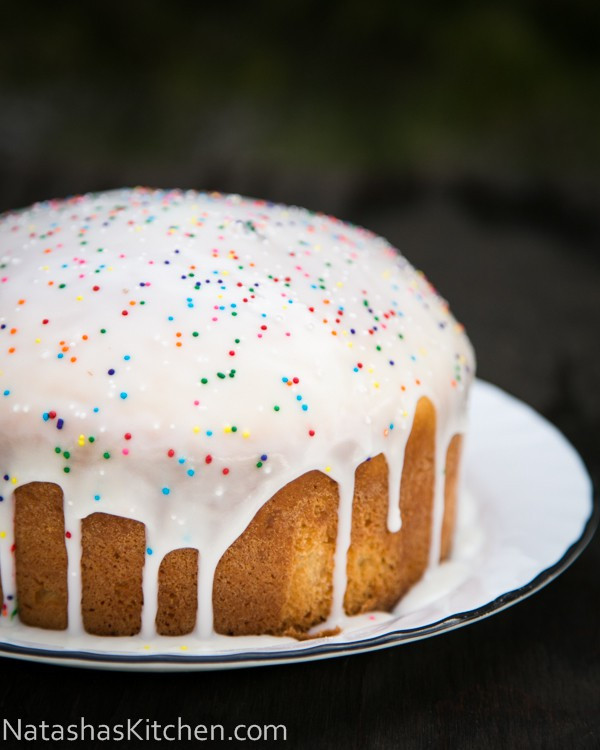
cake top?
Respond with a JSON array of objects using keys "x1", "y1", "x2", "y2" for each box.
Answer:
[{"x1": 0, "y1": 187, "x2": 474, "y2": 551}]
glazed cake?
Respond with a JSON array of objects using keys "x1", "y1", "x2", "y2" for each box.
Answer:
[{"x1": 0, "y1": 188, "x2": 474, "y2": 639}]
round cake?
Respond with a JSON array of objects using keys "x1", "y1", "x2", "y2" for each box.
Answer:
[{"x1": 0, "y1": 188, "x2": 474, "y2": 639}]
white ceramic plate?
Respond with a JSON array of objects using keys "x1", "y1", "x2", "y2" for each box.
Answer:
[{"x1": 0, "y1": 380, "x2": 595, "y2": 671}]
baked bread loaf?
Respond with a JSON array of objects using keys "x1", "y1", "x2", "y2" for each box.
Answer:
[{"x1": 0, "y1": 188, "x2": 474, "y2": 638}]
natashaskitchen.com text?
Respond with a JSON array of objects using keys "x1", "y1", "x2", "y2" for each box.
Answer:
[{"x1": 2, "y1": 717, "x2": 287, "y2": 743}]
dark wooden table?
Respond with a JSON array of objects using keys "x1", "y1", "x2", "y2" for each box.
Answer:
[{"x1": 1, "y1": 189, "x2": 598, "y2": 749}]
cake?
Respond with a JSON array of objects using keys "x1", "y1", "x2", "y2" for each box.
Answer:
[{"x1": 0, "y1": 188, "x2": 474, "y2": 639}]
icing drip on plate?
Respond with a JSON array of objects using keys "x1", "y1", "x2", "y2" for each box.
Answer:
[{"x1": 0, "y1": 187, "x2": 475, "y2": 636}]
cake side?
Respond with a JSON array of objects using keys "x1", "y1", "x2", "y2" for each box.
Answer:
[
  {"x1": 80, "y1": 512, "x2": 145, "y2": 635},
  {"x1": 156, "y1": 548, "x2": 199, "y2": 636},
  {"x1": 213, "y1": 470, "x2": 338, "y2": 636},
  {"x1": 14, "y1": 482, "x2": 68, "y2": 630},
  {"x1": 344, "y1": 396, "x2": 436, "y2": 615},
  {"x1": 8, "y1": 399, "x2": 463, "y2": 637}
]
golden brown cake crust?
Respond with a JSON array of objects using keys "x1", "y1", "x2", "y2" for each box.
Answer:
[
  {"x1": 441, "y1": 434, "x2": 463, "y2": 561},
  {"x1": 344, "y1": 396, "x2": 436, "y2": 615},
  {"x1": 156, "y1": 548, "x2": 199, "y2": 636},
  {"x1": 14, "y1": 481, "x2": 68, "y2": 630},
  {"x1": 213, "y1": 470, "x2": 339, "y2": 636},
  {"x1": 81, "y1": 512, "x2": 145, "y2": 636}
]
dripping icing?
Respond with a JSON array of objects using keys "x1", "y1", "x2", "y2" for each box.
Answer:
[
  {"x1": 383, "y1": 400, "x2": 418, "y2": 534},
  {"x1": 327, "y1": 471, "x2": 355, "y2": 629},
  {"x1": 65, "y1": 507, "x2": 82, "y2": 633}
]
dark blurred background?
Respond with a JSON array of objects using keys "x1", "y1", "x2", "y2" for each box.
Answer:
[
  {"x1": 1, "y1": 1, "x2": 598, "y2": 430},
  {"x1": 0, "y1": 3, "x2": 598, "y2": 745}
]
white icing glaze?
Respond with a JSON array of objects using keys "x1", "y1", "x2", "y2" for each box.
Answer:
[
  {"x1": 326, "y1": 476, "x2": 355, "y2": 630},
  {"x1": 0, "y1": 493, "x2": 15, "y2": 620},
  {"x1": 383, "y1": 405, "x2": 416, "y2": 533},
  {"x1": 66, "y1": 512, "x2": 83, "y2": 633},
  {"x1": 0, "y1": 187, "x2": 474, "y2": 637},
  {"x1": 395, "y1": 487, "x2": 483, "y2": 616}
]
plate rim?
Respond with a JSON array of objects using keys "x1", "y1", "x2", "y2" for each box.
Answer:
[{"x1": 0, "y1": 380, "x2": 596, "y2": 670}]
